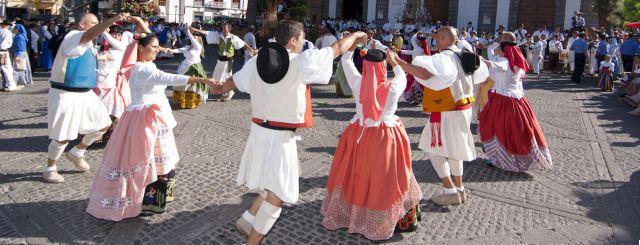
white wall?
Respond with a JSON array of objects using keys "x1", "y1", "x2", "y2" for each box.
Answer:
[
  {"x1": 564, "y1": 0, "x2": 581, "y2": 30},
  {"x1": 495, "y1": 0, "x2": 510, "y2": 30},
  {"x1": 457, "y1": 0, "x2": 479, "y2": 29},
  {"x1": 387, "y1": 0, "x2": 407, "y2": 23},
  {"x1": 367, "y1": 0, "x2": 376, "y2": 22},
  {"x1": 329, "y1": 0, "x2": 337, "y2": 18}
]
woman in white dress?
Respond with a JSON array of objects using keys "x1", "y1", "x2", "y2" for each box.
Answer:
[{"x1": 87, "y1": 31, "x2": 216, "y2": 221}]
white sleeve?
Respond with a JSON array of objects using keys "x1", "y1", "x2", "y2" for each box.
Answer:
[
  {"x1": 411, "y1": 53, "x2": 458, "y2": 90},
  {"x1": 140, "y1": 64, "x2": 190, "y2": 86},
  {"x1": 61, "y1": 31, "x2": 93, "y2": 58},
  {"x1": 204, "y1": 31, "x2": 220, "y2": 44},
  {"x1": 231, "y1": 35, "x2": 247, "y2": 49},
  {"x1": 298, "y1": 47, "x2": 335, "y2": 85},
  {"x1": 170, "y1": 47, "x2": 188, "y2": 54},
  {"x1": 390, "y1": 65, "x2": 407, "y2": 93},
  {"x1": 187, "y1": 31, "x2": 202, "y2": 51},
  {"x1": 232, "y1": 57, "x2": 256, "y2": 93},
  {"x1": 43, "y1": 30, "x2": 53, "y2": 40},
  {"x1": 340, "y1": 52, "x2": 361, "y2": 92}
]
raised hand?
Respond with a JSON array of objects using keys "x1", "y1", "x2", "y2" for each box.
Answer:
[{"x1": 386, "y1": 50, "x2": 398, "y2": 67}]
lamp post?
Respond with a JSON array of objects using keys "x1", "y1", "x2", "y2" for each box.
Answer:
[{"x1": 174, "y1": 4, "x2": 177, "y2": 22}]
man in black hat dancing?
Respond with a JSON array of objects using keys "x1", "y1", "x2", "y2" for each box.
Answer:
[{"x1": 211, "y1": 20, "x2": 366, "y2": 245}]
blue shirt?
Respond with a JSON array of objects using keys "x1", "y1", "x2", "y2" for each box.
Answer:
[
  {"x1": 596, "y1": 41, "x2": 609, "y2": 55},
  {"x1": 570, "y1": 39, "x2": 589, "y2": 53},
  {"x1": 620, "y1": 39, "x2": 640, "y2": 56}
]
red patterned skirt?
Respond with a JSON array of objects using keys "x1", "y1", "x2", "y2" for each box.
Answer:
[
  {"x1": 321, "y1": 120, "x2": 422, "y2": 240},
  {"x1": 479, "y1": 92, "x2": 553, "y2": 172}
]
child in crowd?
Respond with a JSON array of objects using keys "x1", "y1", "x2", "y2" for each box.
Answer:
[{"x1": 597, "y1": 54, "x2": 615, "y2": 91}]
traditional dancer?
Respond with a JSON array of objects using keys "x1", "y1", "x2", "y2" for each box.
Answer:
[
  {"x1": 597, "y1": 54, "x2": 615, "y2": 91},
  {"x1": 210, "y1": 20, "x2": 366, "y2": 245},
  {"x1": 400, "y1": 35, "x2": 429, "y2": 105},
  {"x1": 334, "y1": 32, "x2": 353, "y2": 97},
  {"x1": 43, "y1": 13, "x2": 129, "y2": 183},
  {"x1": 191, "y1": 24, "x2": 254, "y2": 102},
  {"x1": 12, "y1": 24, "x2": 33, "y2": 87},
  {"x1": 171, "y1": 28, "x2": 208, "y2": 109},
  {"x1": 478, "y1": 32, "x2": 553, "y2": 172},
  {"x1": 94, "y1": 25, "x2": 135, "y2": 120},
  {"x1": 396, "y1": 26, "x2": 488, "y2": 206},
  {"x1": 529, "y1": 35, "x2": 544, "y2": 77},
  {"x1": 86, "y1": 29, "x2": 216, "y2": 221},
  {"x1": 321, "y1": 47, "x2": 422, "y2": 240}
]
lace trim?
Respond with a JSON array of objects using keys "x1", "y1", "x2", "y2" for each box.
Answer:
[
  {"x1": 482, "y1": 136, "x2": 553, "y2": 172},
  {"x1": 321, "y1": 175, "x2": 422, "y2": 240}
]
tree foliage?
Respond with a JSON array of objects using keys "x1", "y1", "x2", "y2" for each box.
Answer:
[
  {"x1": 620, "y1": 0, "x2": 640, "y2": 23},
  {"x1": 287, "y1": 0, "x2": 307, "y2": 22}
]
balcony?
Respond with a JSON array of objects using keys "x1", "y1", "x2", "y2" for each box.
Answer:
[{"x1": 202, "y1": 1, "x2": 240, "y2": 10}]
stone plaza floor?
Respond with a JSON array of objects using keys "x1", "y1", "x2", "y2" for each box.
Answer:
[{"x1": 0, "y1": 53, "x2": 639, "y2": 244}]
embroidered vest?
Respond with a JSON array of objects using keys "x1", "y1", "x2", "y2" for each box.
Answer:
[
  {"x1": 51, "y1": 48, "x2": 97, "y2": 89},
  {"x1": 218, "y1": 37, "x2": 234, "y2": 58}
]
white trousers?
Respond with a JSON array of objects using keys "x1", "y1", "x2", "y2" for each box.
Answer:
[
  {"x1": 532, "y1": 56, "x2": 543, "y2": 74},
  {"x1": 1, "y1": 51, "x2": 15, "y2": 89},
  {"x1": 430, "y1": 155, "x2": 463, "y2": 178},
  {"x1": 569, "y1": 50, "x2": 575, "y2": 71}
]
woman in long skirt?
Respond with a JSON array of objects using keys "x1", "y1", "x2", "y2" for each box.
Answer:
[
  {"x1": 478, "y1": 41, "x2": 553, "y2": 172},
  {"x1": 86, "y1": 20, "x2": 215, "y2": 221},
  {"x1": 171, "y1": 29, "x2": 209, "y2": 108},
  {"x1": 11, "y1": 24, "x2": 33, "y2": 86},
  {"x1": 322, "y1": 48, "x2": 422, "y2": 240}
]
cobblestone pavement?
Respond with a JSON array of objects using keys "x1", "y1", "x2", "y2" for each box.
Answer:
[{"x1": 0, "y1": 50, "x2": 639, "y2": 244}]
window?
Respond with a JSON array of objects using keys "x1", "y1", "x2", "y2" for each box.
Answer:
[
  {"x1": 158, "y1": 0, "x2": 166, "y2": 6},
  {"x1": 194, "y1": 0, "x2": 203, "y2": 6}
]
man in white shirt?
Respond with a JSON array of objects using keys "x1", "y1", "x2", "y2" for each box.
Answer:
[
  {"x1": 44, "y1": 13, "x2": 130, "y2": 183},
  {"x1": 548, "y1": 34, "x2": 563, "y2": 72},
  {"x1": 191, "y1": 23, "x2": 254, "y2": 101},
  {"x1": 28, "y1": 24, "x2": 40, "y2": 68},
  {"x1": 244, "y1": 25, "x2": 257, "y2": 64},
  {"x1": 515, "y1": 24, "x2": 528, "y2": 45},
  {"x1": 210, "y1": 20, "x2": 367, "y2": 245},
  {"x1": 0, "y1": 20, "x2": 16, "y2": 91},
  {"x1": 315, "y1": 26, "x2": 338, "y2": 49},
  {"x1": 394, "y1": 26, "x2": 488, "y2": 206},
  {"x1": 567, "y1": 31, "x2": 579, "y2": 72},
  {"x1": 464, "y1": 21, "x2": 474, "y2": 34}
]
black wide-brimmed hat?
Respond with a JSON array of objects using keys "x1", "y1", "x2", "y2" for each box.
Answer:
[
  {"x1": 257, "y1": 42, "x2": 290, "y2": 84},
  {"x1": 0, "y1": 20, "x2": 12, "y2": 26},
  {"x1": 362, "y1": 49, "x2": 386, "y2": 62}
]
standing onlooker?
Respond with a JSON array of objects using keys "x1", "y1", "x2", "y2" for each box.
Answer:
[
  {"x1": 28, "y1": 23, "x2": 40, "y2": 69},
  {"x1": 620, "y1": 34, "x2": 639, "y2": 73},
  {"x1": 548, "y1": 34, "x2": 563, "y2": 72},
  {"x1": 595, "y1": 34, "x2": 609, "y2": 70},
  {"x1": 0, "y1": 20, "x2": 16, "y2": 91},
  {"x1": 244, "y1": 25, "x2": 256, "y2": 64},
  {"x1": 40, "y1": 24, "x2": 54, "y2": 71},
  {"x1": 570, "y1": 33, "x2": 589, "y2": 83}
]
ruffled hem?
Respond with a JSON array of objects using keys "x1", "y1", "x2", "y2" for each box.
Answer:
[
  {"x1": 482, "y1": 136, "x2": 553, "y2": 172},
  {"x1": 321, "y1": 176, "x2": 422, "y2": 241}
]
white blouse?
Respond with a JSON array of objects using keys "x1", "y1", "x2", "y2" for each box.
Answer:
[
  {"x1": 97, "y1": 32, "x2": 134, "y2": 88},
  {"x1": 487, "y1": 56, "x2": 526, "y2": 99},
  {"x1": 599, "y1": 61, "x2": 615, "y2": 71},
  {"x1": 128, "y1": 62, "x2": 189, "y2": 128},
  {"x1": 341, "y1": 51, "x2": 407, "y2": 127},
  {"x1": 171, "y1": 31, "x2": 202, "y2": 74}
]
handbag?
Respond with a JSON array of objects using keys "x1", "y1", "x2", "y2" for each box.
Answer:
[{"x1": 14, "y1": 57, "x2": 26, "y2": 71}]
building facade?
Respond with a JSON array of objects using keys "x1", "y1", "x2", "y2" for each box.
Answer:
[
  {"x1": 158, "y1": 0, "x2": 248, "y2": 23},
  {"x1": 4, "y1": 0, "x2": 64, "y2": 20},
  {"x1": 310, "y1": 0, "x2": 598, "y2": 32}
]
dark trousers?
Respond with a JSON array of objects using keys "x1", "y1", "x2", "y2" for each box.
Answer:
[
  {"x1": 548, "y1": 52, "x2": 559, "y2": 71},
  {"x1": 595, "y1": 54, "x2": 605, "y2": 70},
  {"x1": 572, "y1": 53, "x2": 586, "y2": 82},
  {"x1": 622, "y1": 55, "x2": 634, "y2": 73}
]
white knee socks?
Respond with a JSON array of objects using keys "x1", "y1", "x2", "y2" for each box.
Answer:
[
  {"x1": 47, "y1": 140, "x2": 67, "y2": 161},
  {"x1": 252, "y1": 201, "x2": 282, "y2": 235},
  {"x1": 430, "y1": 156, "x2": 464, "y2": 178},
  {"x1": 81, "y1": 130, "x2": 105, "y2": 147}
]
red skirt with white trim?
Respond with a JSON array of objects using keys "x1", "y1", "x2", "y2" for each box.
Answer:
[{"x1": 478, "y1": 92, "x2": 553, "y2": 172}]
